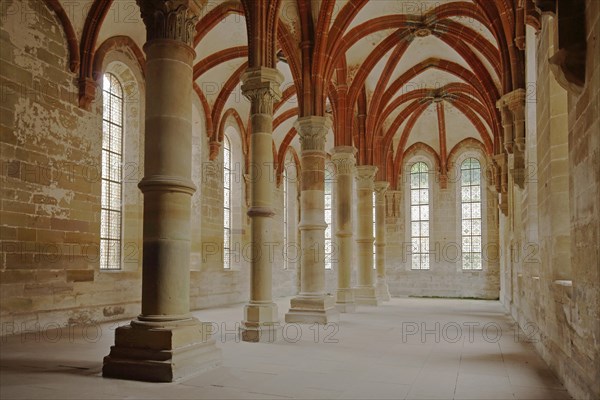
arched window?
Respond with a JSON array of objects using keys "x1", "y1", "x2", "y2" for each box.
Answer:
[
  {"x1": 223, "y1": 136, "x2": 232, "y2": 269},
  {"x1": 324, "y1": 175, "x2": 333, "y2": 270},
  {"x1": 283, "y1": 166, "x2": 288, "y2": 270},
  {"x1": 282, "y1": 153, "x2": 299, "y2": 270},
  {"x1": 461, "y1": 158, "x2": 482, "y2": 270},
  {"x1": 100, "y1": 73, "x2": 124, "y2": 270},
  {"x1": 410, "y1": 162, "x2": 430, "y2": 270},
  {"x1": 373, "y1": 192, "x2": 376, "y2": 269}
]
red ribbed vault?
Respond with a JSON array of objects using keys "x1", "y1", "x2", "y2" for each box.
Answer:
[{"x1": 74, "y1": 0, "x2": 523, "y2": 186}]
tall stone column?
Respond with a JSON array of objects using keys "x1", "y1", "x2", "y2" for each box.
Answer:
[
  {"x1": 374, "y1": 181, "x2": 391, "y2": 302},
  {"x1": 354, "y1": 165, "x2": 380, "y2": 305},
  {"x1": 103, "y1": 0, "x2": 221, "y2": 382},
  {"x1": 239, "y1": 67, "x2": 283, "y2": 342},
  {"x1": 285, "y1": 116, "x2": 339, "y2": 323},
  {"x1": 331, "y1": 146, "x2": 356, "y2": 313}
]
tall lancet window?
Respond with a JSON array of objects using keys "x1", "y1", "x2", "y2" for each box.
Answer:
[
  {"x1": 283, "y1": 166, "x2": 288, "y2": 270},
  {"x1": 373, "y1": 192, "x2": 377, "y2": 269},
  {"x1": 100, "y1": 73, "x2": 124, "y2": 270},
  {"x1": 324, "y1": 177, "x2": 333, "y2": 270},
  {"x1": 461, "y1": 158, "x2": 483, "y2": 270},
  {"x1": 410, "y1": 162, "x2": 430, "y2": 270},
  {"x1": 223, "y1": 136, "x2": 232, "y2": 269}
]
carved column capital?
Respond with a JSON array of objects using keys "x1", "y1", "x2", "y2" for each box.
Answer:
[
  {"x1": 296, "y1": 116, "x2": 332, "y2": 152},
  {"x1": 331, "y1": 146, "x2": 356, "y2": 175},
  {"x1": 496, "y1": 98, "x2": 514, "y2": 154},
  {"x1": 355, "y1": 165, "x2": 378, "y2": 189},
  {"x1": 241, "y1": 67, "x2": 284, "y2": 115},
  {"x1": 137, "y1": 0, "x2": 203, "y2": 46},
  {"x1": 374, "y1": 181, "x2": 390, "y2": 202},
  {"x1": 493, "y1": 153, "x2": 509, "y2": 194},
  {"x1": 501, "y1": 89, "x2": 526, "y2": 111}
]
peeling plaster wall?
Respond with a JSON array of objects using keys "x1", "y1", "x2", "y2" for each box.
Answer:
[{"x1": 0, "y1": 0, "x2": 142, "y2": 332}]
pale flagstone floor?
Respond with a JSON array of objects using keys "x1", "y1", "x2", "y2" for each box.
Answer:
[{"x1": 0, "y1": 297, "x2": 572, "y2": 400}]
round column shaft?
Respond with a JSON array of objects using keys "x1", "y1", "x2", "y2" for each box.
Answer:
[
  {"x1": 354, "y1": 165, "x2": 380, "y2": 306},
  {"x1": 331, "y1": 146, "x2": 357, "y2": 313},
  {"x1": 374, "y1": 181, "x2": 391, "y2": 302}
]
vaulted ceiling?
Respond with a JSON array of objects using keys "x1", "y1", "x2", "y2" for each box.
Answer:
[{"x1": 55, "y1": 0, "x2": 526, "y2": 187}]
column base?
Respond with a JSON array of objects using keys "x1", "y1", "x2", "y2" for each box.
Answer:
[
  {"x1": 102, "y1": 317, "x2": 222, "y2": 382},
  {"x1": 240, "y1": 302, "x2": 280, "y2": 343},
  {"x1": 354, "y1": 286, "x2": 381, "y2": 306},
  {"x1": 376, "y1": 280, "x2": 391, "y2": 302},
  {"x1": 285, "y1": 295, "x2": 339, "y2": 324},
  {"x1": 335, "y1": 288, "x2": 356, "y2": 313}
]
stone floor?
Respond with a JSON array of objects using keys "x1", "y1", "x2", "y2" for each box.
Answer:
[{"x1": 0, "y1": 297, "x2": 572, "y2": 399}]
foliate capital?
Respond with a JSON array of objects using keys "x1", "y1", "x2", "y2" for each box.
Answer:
[
  {"x1": 296, "y1": 116, "x2": 332, "y2": 152},
  {"x1": 331, "y1": 146, "x2": 356, "y2": 175},
  {"x1": 137, "y1": 0, "x2": 203, "y2": 46},
  {"x1": 374, "y1": 181, "x2": 390, "y2": 199},
  {"x1": 241, "y1": 67, "x2": 283, "y2": 115},
  {"x1": 355, "y1": 165, "x2": 378, "y2": 188}
]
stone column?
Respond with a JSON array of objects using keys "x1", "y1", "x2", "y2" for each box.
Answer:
[
  {"x1": 285, "y1": 116, "x2": 339, "y2": 323},
  {"x1": 354, "y1": 165, "x2": 380, "y2": 305},
  {"x1": 103, "y1": 0, "x2": 221, "y2": 382},
  {"x1": 239, "y1": 67, "x2": 283, "y2": 342},
  {"x1": 374, "y1": 181, "x2": 391, "y2": 302},
  {"x1": 331, "y1": 146, "x2": 356, "y2": 313}
]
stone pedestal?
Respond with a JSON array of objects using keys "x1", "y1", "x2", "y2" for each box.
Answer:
[
  {"x1": 331, "y1": 146, "x2": 357, "y2": 313},
  {"x1": 374, "y1": 181, "x2": 391, "y2": 302},
  {"x1": 103, "y1": 0, "x2": 221, "y2": 382},
  {"x1": 239, "y1": 67, "x2": 283, "y2": 342},
  {"x1": 286, "y1": 116, "x2": 339, "y2": 323},
  {"x1": 354, "y1": 166, "x2": 380, "y2": 306}
]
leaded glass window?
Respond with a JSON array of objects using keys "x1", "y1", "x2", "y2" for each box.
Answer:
[
  {"x1": 461, "y1": 158, "x2": 483, "y2": 270},
  {"x1": 324, "y1": 178, "x2": 333, "y2": 270},
  {"x1": 223, "y1": 136, "x2": 231, "y2": 269},
  {"x1": 100, "y1": 74, "x2": 123, "y2": 270},
  {"x1": 410, "y1": 162, "x2": 430, "y2": 270},
  {"x1": 283, "y1": 166, "x2": 288, "y2": 270},
  {"x1": 373, "y1": 192, "x2": 377, "y2": 269}
]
